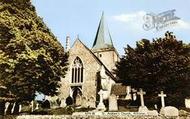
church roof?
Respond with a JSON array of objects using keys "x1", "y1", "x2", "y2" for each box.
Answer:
[
  {"x1": 92, "y1": 12, "x2": 114, "y2": 50},
  {"x1": 72, "y1": 38, "x2": 117, "y2": 81}
]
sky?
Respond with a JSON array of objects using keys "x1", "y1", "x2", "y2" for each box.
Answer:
[{"x1": 32, "y1": 0, "x2": 190, "y2": 55}]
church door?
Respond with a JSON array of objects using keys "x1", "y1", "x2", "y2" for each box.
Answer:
[{"x1": 72, "y1": 87, "x2": 82, "y2": 106}]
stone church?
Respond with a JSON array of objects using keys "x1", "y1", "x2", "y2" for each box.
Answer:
[{"x1": 58, "y1": 13, "x2": 125, "y2": 109}]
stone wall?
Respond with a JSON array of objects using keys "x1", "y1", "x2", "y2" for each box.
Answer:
[
  {"x1": 6, "y1": 115, "x2": 188, "y2": 119},
  {"x1": 59, "y1": 40, "x2": 103, "y2": 108},
  {"x1": 94, "y1": 50, "x2": 119, "y2": 72}
]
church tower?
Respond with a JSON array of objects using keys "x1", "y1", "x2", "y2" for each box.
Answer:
[{"x1": 92, "y1": 13, "x2": 119, "y2": 71}]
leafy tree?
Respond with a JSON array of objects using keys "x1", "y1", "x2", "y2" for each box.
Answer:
[
  {"x1": 0, "y1": 0, "x2": 68, "y2": 105},
  {"x1": 115, "y1": 31, "x2": 190, "y2": 107}
]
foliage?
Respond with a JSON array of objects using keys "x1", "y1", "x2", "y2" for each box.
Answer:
[
  {"x1": 0, "y1": 0, "x2": 68, "y2": 102},
  {"x1": 115, "y1": 31, "x2": 190, "y2": 107}
]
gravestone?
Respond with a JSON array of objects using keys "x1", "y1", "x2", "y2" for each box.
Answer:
[
  {"x1": 97, "y1": 90, "x2": 106, "y2": 111},
  {"x1": 137, "y1": 88, "x2": 148, "y2": 113},
  {"x1": 30, "y1": 100, "x2": 34, "y2": 112},
  {"x1": 185, "y1": 98, "x2": 190, "y2": 108},
  {"x1": 132, "y1": 89, "x2": 137, "y2": 101},
  {"x1": 109, "y1": 94, "x2": 118, "y2": 111},
  {"x1": 125, "y1": 86, "x2": 132, "y2": 100},
  {"x1": 4, "y1": 102, "x2": 10, "y2": 115},
  {"x1": 81, "y1": 97, "x2": 88, "y2": 108},
  {"x1": 160, "y1": 106, "x2": 179, "y2": 117},
  {"x1": 35, "y1": 103, "x2": 39, "y2": 110},
  {"x1": 19, "y1": 104, "x2": 22, "y2": 113},
  {"x1": 89, "y1": 97, "x2": 96, "y2": 108},
  {"x1": 158, "y1": 91, "x2": 166, "y2": 108},
  {"x1": 11, "y1": 102, "x2": 16, "y2": 114},
  {"x1": 60, "y1": 98, "x2": 66, "y2": 108}
]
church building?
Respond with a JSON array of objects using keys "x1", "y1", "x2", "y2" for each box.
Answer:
[{"x1": 59, "y1": 13, "x2": 122, "y2": 109}]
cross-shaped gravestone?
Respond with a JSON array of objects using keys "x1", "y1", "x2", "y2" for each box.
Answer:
[
  {"x1": 158, "y1": 91, "x2": 167, "y2": 108},
  {"x1": 97, "y1": 89, "x2": 106, "y2": 111},
  {"x1": 137, "y1": 88, "x2": 146, "y2": 107},
  {"x1": 98, "y1": 90, "x2": 104, "y2": 105}
]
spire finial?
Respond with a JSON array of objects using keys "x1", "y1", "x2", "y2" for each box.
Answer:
[
  {"x1": 66, "y1": 35, "x2": 70, "y2": 52},
  {"x1": 77, "y1": 34, "x2": 79, "y2": 39}
]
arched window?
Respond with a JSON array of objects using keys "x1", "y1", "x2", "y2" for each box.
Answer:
[{"x1": 71, "y1": 57, "x2": 83, "y2": 83}]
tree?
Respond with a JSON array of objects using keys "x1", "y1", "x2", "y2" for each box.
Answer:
[
  {"x1": 115, "y1": 31, "x2": 190, "y2": 107},
  {"x1": 0, "y1": 0, "x2": 68, "y2": 105}
]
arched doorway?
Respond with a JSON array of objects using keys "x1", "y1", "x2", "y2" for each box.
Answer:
[{"x1": 71, "y1": 87, "x2": 82, "y2": 106}]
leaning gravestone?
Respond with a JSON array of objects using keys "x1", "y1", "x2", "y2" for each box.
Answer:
[
  {"x1": 109, "y1": 94, "x2": 118, "y2": 111},
  {"x1": 4, "y1": 102, "x2": 10, "y2": 115},
  {"x1": 160, "y1": 106, "x2": 179, "y2": 117}
]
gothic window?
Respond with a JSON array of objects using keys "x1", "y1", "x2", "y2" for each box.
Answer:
[{"x1": 71, "y1": 57, "x2": 83, "y2": 83}]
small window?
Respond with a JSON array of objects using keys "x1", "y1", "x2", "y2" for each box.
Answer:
[{"x1": 99, "y1": 54, "x2": 102, "y2": 57}]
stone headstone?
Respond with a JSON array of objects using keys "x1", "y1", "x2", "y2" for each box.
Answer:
[
  {"x1": 60, "y1": 99, "x2": 66, "y2": 108},
  {"x1": 137, "y1": 88, "x2": 146, "y2": 107},
  {"x1": 11, "y1": 102, "x2": 16, "y2": 114},
  {"x1": 158, "y1": 91, "x2": 166, "y2": 108},
  {"x1": 19, "y1": 104, "x2": 22, "y2": 113},
  {"x1": 109, "y1": 94, "x2": 118, "y2": 111},
  {"x1": 160, "y1": 106, "x2": 179, "y2": 117},
  {"x1": 89, "y1": 97, "x2": 96, "y2": 108},
  {"x1": 185, "y1": 98, "x2": 190, "y2": 108},
  {"x1": 30, "y1": 100, "x2": 34, "y2": 112},
  {"x1": 97, "y1": 90, "x2": 106, "y2": 111},
  {"x1": 137, "y1": 89, "x2": 148, "y2": 113},
  {"x1": 132, "y1": 89, "x2": 137, "y2": 101},
  {"x1": 81, "y1": 97, "x2": 88, "y2": 108},
  {"x1": 35, "y1": 103, "x2": 39, "y2": 110},
  {"x1": 125, "y1": 86, "x2": 132, "y2": 100},
  {"x1": 4, "y1": 102, "x2": 10, "y2": 115}
]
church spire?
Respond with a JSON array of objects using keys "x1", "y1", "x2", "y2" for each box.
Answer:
[{"x1": 92, "y1": 12, "x2": 114, "y2": 50}]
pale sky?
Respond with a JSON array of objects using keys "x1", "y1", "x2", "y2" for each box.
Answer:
[{"x1": 32, "y1": 0, "x2": 190, "y2": 55}]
